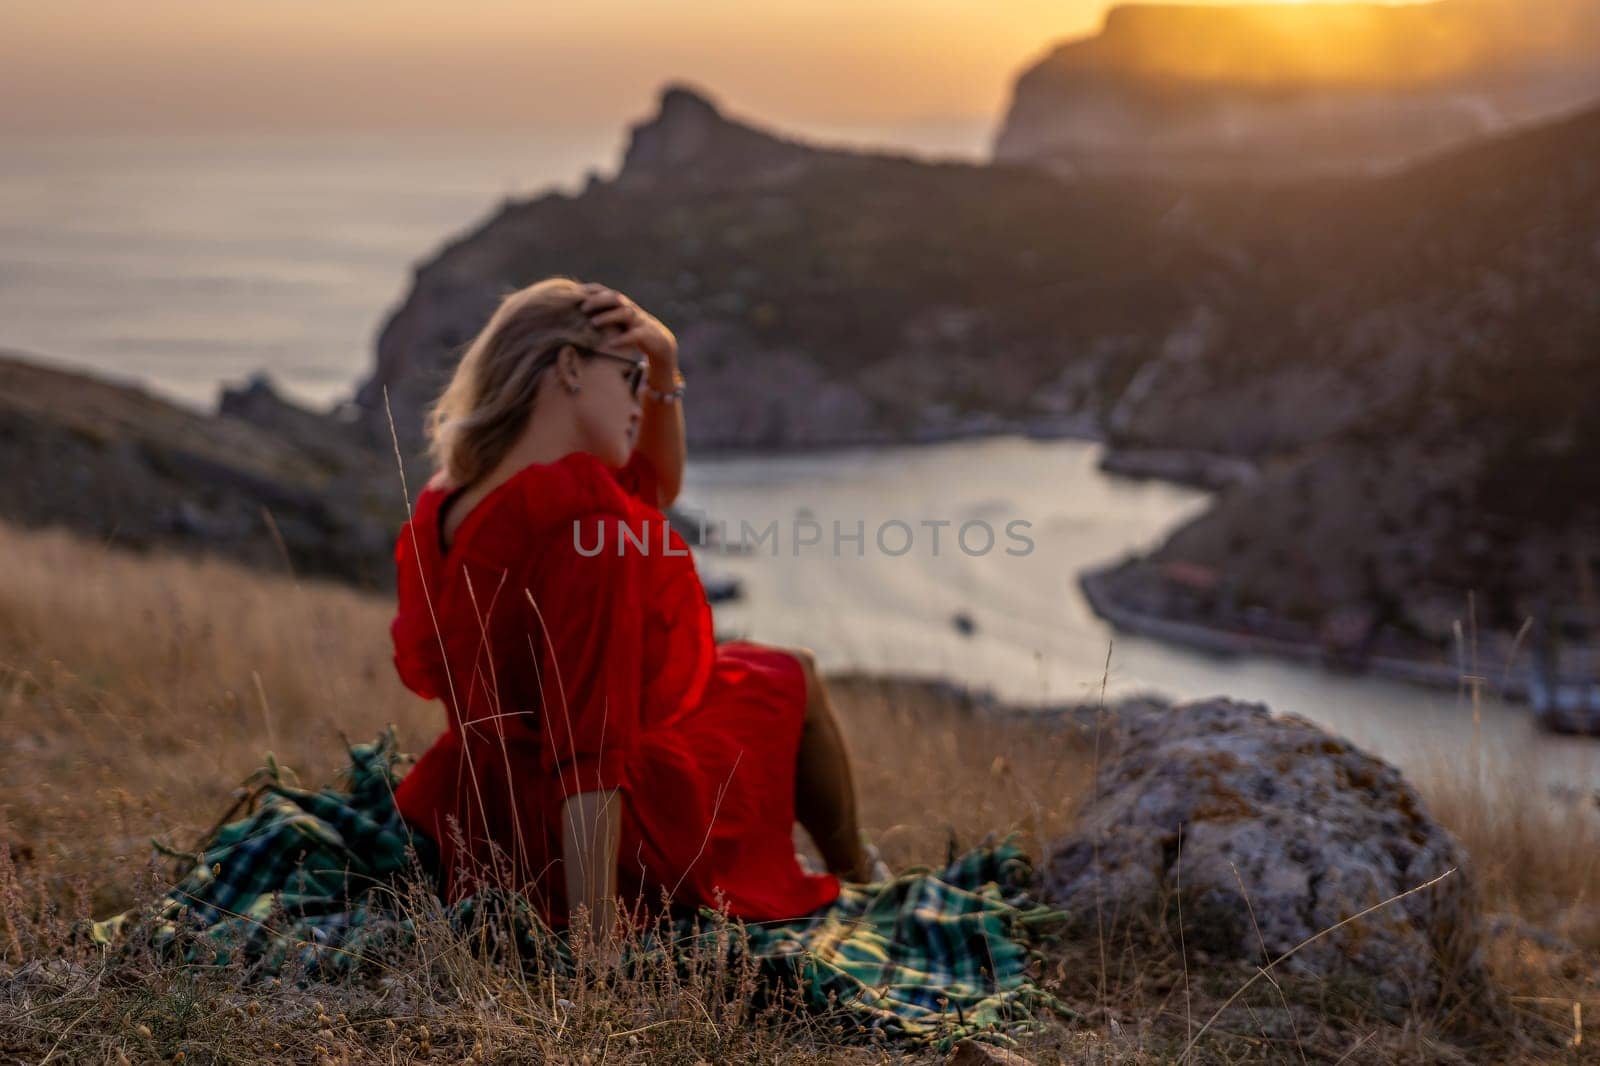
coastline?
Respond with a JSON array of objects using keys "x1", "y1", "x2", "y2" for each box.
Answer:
[
  {"x1": 682, "y1": 411, "x2": 1104, "y2": 461},
  {"x1": 820, "y1": 667, "x2": 1167, "y2": 731},
  {"x1": 1079, "y1": 560, "x2": 1535, "y2": 702},
  {"x1": 11, "y1": 342, "x2": 1589, "y2": 730}
]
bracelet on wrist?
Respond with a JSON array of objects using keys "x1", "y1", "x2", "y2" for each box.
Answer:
[{"x1": 643, "y1": 368, "x2": 686, "y2": 405}]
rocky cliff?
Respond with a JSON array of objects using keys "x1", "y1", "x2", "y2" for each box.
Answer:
[
  {"x1": 994, "y1": 0, "x2": 1600, "y2": 178},
  {"x1": 350, "y1": 83, "x2": 1228, "y2": 465},
  {"x1": 357, "y1": 83, "x2": 1600, "y2": 461},
  {"x1": 349, "y1": 84, "x2": 1600, "y2": 679},
  {"x1": 1091, "y1": 104, "x2": 1600, "y2": 678}
]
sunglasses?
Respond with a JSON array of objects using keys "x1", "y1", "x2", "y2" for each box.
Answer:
[{"x1": 570, "y1": 344, "x2": 648, "y2": 394}]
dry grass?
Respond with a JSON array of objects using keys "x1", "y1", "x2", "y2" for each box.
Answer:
[
  {"x1": 1417, "y1": 753, "x2": 1600, "y2": 1052},
  {"x1": 2, "y1": 518, "x2": 1598, "y2": 1063}
]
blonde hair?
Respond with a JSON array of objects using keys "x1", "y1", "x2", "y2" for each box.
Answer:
[{"x1": 424, "y1": 276, "x2": 608, "y2": 487}]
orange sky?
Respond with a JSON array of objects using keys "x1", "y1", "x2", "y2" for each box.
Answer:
[{"x1": 0, "y1": 1, "x2": 1411, "y2": 135}]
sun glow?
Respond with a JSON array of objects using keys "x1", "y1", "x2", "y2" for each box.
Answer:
[{"x1": 1087, "y1": 0, "x2": 1560, "y2": 90}]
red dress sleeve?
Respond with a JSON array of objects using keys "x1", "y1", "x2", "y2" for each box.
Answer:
[
  {"x1": 524, "y1": 513, "x2": 645, "y2": 802},
  {"x1": 612, "y1": 449, "x2": 661, "y2": 508},
  {"x1": 391, "y1": 510, "x2": 447, "y2": 701}
]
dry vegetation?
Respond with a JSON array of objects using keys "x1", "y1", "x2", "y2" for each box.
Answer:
[{"x1": 2, "y1": 519, "x2": 1598, "y2": 1063}]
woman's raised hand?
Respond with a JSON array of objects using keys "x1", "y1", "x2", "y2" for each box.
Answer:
[
  {"x1": 581, "y1": 280, "x2": 687, "y2": 507},
  {"x1": 579, "y1": 283, "x2": 678, "y2": 366}
]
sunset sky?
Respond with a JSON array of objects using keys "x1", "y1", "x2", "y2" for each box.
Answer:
[{"x1": 0, "y1": 0, "x2": 1416, "y2": 136}]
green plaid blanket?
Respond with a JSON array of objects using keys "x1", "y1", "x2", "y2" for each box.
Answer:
[{"x1": 89, "y1": 730, "x2": 1070, "y2": 1049}]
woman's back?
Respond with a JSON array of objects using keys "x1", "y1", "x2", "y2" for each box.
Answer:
[
  {"x1": 389, "y1": 449, "x2": 836, "y2": 922},
  {"x1": 386, "y1": 276, "x2": 856, "y2": 932}
]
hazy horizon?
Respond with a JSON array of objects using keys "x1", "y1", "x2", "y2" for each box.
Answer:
[{"x1": 2, "y1": 0, "x2": 1450, "y2": 138}]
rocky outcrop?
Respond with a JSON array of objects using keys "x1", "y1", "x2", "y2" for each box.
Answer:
[
  {"x1": 352, "y1": 83, "x2": 931, "y2": 462},
  {"x1": 617, "y1": 83, "x2": 887, "y2": 188},
  {"x1": 1043, "y1": 699, "x2": 1485, "y2": 1011},
  {"x1": 994, "y1": 0, "x2": 1600, "y2": 179},
  {"x1": 1090, "y1": 105, "x2": 1600, "y2": 683},
  {"x1": 350, "y1": 84, "x2": 1204, "y2": 463},
  {"x1": 348, "y1": 83, "x2": 1600, "y2": 680},
  {"x1": 357, "y1": 85, "x2": 1600, "y2": 458},
  {"x1": 0, "y1": 352, "x2": 403, "y2": 586},
  {"x1": 0, "y1": 352, "x2": 747, "y2": 593},
  {"x1": 218, "y1": 372, "x2": 377, "y2": 474}
]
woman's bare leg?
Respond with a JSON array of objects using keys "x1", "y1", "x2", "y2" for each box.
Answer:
[{"x1": 787, "y1": 647, "x2": 871, "y2": 881}]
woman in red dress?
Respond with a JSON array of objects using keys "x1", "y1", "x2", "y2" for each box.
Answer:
[{"x1": 389, "y1": 277, "x2": 878, "y2": 950}]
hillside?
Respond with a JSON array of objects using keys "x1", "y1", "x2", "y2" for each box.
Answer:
[
  {"x1": 358, "y1": 85, "x2": 1600, "y2": 455},
  {"x1": 3, "y1": 516, "x2": 1599, "y2": 1061},
  {"x1": 0, "y1": 351, "x2": 402, "y2": 586},
  {"x1": 353, "y1": 84, "x2": 1230, "y2": 461},
  {"x1": 1095, "y1": 104, "x2": 1600, "y2": 671},
  {"x1": 344, "y1": 85, "x2": 1600, "y2": 675}
]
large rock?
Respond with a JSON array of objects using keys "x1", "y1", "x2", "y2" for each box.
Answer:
[{"x1": 1043, "y1": 699, "x2": 1483, "y2": 1009}]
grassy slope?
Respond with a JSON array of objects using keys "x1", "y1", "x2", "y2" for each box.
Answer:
[{"x1": 1, "y1": 519, "x2": 1597, "y2": 1063}]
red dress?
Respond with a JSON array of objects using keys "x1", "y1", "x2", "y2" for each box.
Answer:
[{"x1": 389, "y1": 448, "x2": 839, "y2": 926}]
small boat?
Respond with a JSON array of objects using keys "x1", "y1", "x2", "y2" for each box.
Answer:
[
  {"x1": 1531, "y1": 679, "x2": 1600, "y2": 736},
  {"x1": 1529, "y1": 613, "x2": 1600, "y2": 736},
  {"x1": 703, "y1": 573, "x2": 744, "y2": 605}
]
